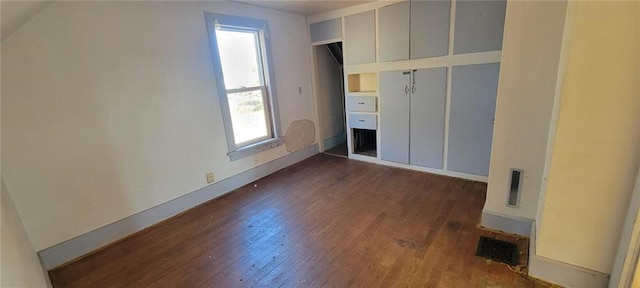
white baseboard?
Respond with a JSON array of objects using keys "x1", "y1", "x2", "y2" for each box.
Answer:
[
  {"x1": 323, "y1": 133, "x2": 346, "y2": 150},
  {"x1": 529, "y1": 224, "x2": 610, "y2": 287},
  {"x1": 38, "y1": 144, "x2": 319, "y2": 270},
  {"x1": 480, "y1": 210, "x2": 533, "y2": 237},
  {"x1": 348, "y1": 153, "x2": 489, "y2": 183}
]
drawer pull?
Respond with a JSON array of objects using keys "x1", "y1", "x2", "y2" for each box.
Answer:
[
  {"x1": 358, "y1": 120, "x2": 365, "y2": 122},
  {"x1": 358, "y1": 102, "x2": 365, "y2": 104}
]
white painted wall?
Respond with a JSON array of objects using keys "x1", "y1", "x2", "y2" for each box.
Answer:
[
  {"x1": 315, "y1": 45, "x2": 344, "y2": 145},
  {"x1": 1, "y1": 180, "x2": 50, "y2": 287},
  {"x1": 537, "y1": 1, "x2": 640, "y2": 274},
  {"x1": 483, "y1": 1, "x2": 567, "y2": 220},
  {"x1": 0, "y1": 0, "x2": 52, "y2": 42},
  {"x1": 1, "y1": 1, "x2": 315, "y2": 251},
  {"x1": 1, "y1": 31, "x2": 50, "y2": 284}
]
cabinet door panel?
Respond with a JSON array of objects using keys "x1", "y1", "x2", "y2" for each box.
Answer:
[
  {"x1": 310, "y1": 18, "x2": 342, "y2": 43},
  {"x1": 379, "y1": 2, "x2": 410, "y2": 62},
  {"x1": 380, "y1": 71, "x2": 411, "y2": 164},
  {"x1": 454, "y1": 0, "x2": 506, "y2": 54},
  {"x1": 410, "y1": 67, "x2": 447, "y2": 168},
  {"x1": 410, "y1": 0, "x2": 451, "y2": 59},
  {"x1": 448, "y1": 63, "x2": 500, "y2": 176},
  {"x1": 344, "y1": 10, "x2": 376, "y2": 64}
]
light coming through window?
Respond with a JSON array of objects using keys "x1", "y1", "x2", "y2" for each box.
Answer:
[
  {"x1": 206, "y1": 13, "x2": 282, "y2": 160},
  {"x1": 216, "y1": 28, "x2": 271, "y2": 146}
]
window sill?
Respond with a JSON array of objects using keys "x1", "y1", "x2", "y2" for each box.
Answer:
[{"x1": 228, "y1": 138, "x2": 284, "y2": 161}]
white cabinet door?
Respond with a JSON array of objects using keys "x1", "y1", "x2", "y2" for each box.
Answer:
[
  {"x1": 454, "y1": 0, "x2": 507, "y2": 54},
  {"x1": 410, "y1": 67, "x2": 447, "y2": 168},
  {"x1": 378, "y1": 2, "x2": 410, "y2": 62},
  {"x1": 344, "y1": 10, "x2": 376, "y2": 65},
  {"x1": 448, "y1": 63, "x2": 500, "y2": 176},
  {"x1": 410, "y1": 0, "x2": 451, "y2": 59},
  {"x1": 380, "y1": 70, "x2": 411, "y2": 164},
  {"x1": 310, "y1": 18, "x2": 342, "y2": 43}
]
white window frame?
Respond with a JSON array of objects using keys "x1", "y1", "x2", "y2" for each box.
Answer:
[{"x1": 205, "y1": 12, "x2": 282, "y2": 161}]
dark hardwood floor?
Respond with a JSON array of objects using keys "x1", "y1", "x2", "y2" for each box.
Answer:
[{"x1": 50, "y1": 154, "x2": 546, "y2": 287}]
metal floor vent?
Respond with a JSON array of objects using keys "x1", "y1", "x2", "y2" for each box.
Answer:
[{"x1": 476, "y1": 236, "x2": 518, "y2": 266}]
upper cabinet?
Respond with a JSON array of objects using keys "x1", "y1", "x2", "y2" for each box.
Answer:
[
  {"x1": 378, "y1": 0, "x2": 451, "y2": 62},
  {"x1": 411, "y1": 0, "x2": 451, "y2": 58},
  {"x1": 310, "y1": 18, "x2": 342, "y2": 43},
  {"x1": 344, "y1": 10, "x2": 376, "y2": 65},
  {"x1": 453, "y1": 0, "x2": 507, "y2": 54},
  {"x1": 378, "y1": 2, "x2": 410, "y2": 62}
]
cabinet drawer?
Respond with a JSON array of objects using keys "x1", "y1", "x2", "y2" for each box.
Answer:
[
  {"x1": 347, "y1": 96, "x2": 377, "y2": 112},
  {"x1": 349, "y1": 113, "x2": 377, "y2": 130}
]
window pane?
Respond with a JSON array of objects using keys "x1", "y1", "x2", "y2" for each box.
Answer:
[
  {"x1": 216, "y1": 29, "x2": 262, "y2": 90},
  {"x1": 227, "y1": 90, "x2": 270, "y2": 145}
]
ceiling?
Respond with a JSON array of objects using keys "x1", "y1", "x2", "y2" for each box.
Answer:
[
  {"x1": 235, "y1": 0, "x2": 374, "y2": 16},
  {"x1": 1, "y1": 0, "x2": 53, "y2": 42},
  {"x1": 1, "y1": 0, "x2": 371, "y2": 43}
]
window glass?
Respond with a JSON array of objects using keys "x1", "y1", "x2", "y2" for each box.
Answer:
[
  {"x1": 215, "y1": 27, "x2": 271, "y2": 146},
  {"x1": 216, "y1": 29, "x2": 263, "y2": 90}
]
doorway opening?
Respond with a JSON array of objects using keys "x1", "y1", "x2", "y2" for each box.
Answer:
[{"x1": 314, "y1": 42, "x2": 346, "y2": 158}]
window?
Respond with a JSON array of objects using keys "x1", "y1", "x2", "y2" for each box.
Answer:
[{"x1": 205, "y1": 13, "x2": 282, "y2": 160}]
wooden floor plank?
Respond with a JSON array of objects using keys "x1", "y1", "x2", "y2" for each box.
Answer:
[{"x1": 50, "y1": 154, "x2": 547, "y2": 288}]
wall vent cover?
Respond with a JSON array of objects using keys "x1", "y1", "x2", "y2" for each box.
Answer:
[{"x1": 507, "y1": 168, "x2": 523, "y2": 207}]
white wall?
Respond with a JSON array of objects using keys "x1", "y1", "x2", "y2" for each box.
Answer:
[
  {"x1": 537, "y1": 1, "x2": 640, "y2": 274},
  {"x1": 1, "y1": 22, "x2": 50, "y2": 282},
  {"x1": 1, "y1": 180, "x2": 50, "y2": 287},
  {"x1": 484, "y1": 1, "x2": 567, "y2": 220},
  {"x1": 0, "y1": 0, "x2": 52, "y2": 41},
  {"x1": 1, "y1": 1, "x2": 315, "y2": 251},
  {"x1": 315, "y1": 45, "x2": 344, "y2": 144}
]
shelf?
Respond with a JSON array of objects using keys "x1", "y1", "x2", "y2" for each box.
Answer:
[
  {"x1": 352, "y1": 128, "x2": 377, "y2": 158},
  {"x1": 347, "y1": 73, "x2": 377, "y2": 93}
]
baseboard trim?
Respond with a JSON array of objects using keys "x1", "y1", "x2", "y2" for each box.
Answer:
[
  {"x1": 529, "y1": 224, "x2": 610, "y2": 287},
  {"x1": 480, "y1": 210, "x2": 533, "y2": 237},
  {"x1": 38, "y1": 144, "x2": 319, "y2": 270},
  {"x1": 323, "y1": 133, "x2": 346, "y2": 151}
]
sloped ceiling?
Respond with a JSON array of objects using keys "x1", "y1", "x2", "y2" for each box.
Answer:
[
  {"x1": 236, "y1": 0, "x2": 373, "y2": 16},
  {"x1": 0, "y1": 0, "x2": 370, "y2": 43},
  {"x1": 1, "y1": 0, "x2": 53, "y2": 42}
]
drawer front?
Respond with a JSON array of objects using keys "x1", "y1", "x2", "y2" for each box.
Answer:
[
  {"x1": 347, "y1": 96, "x2": 377, "y2": 112},
  {"x1": 349, "y1": 113, "x2": 377, "y2": 130}
]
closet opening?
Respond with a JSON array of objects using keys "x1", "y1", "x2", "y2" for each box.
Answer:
[{"x1": 314, "y1": 42, "x2": 347, "y2": 158}]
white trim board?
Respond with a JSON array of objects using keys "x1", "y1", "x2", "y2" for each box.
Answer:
[
  {"x1": 323, "y1": 133, "x2": 346, "y2": 150},
  {"x1": 529, "y1": 224, "x2": 610, "y2": 287},
  {"x1": 344, "y1": 51, "x2": 502, "y2": 74},
  {"x1": 480, "y1": 209, "x2": 533, "y2": 237},
  {"x1": 38, "y1": 144, "x2": 319, "y2": 270},
  {"x1": 311, "y1": 38, "x2": 342, "y2": 47},
  {"x1": 348, "y1": 154, "x2": 488, "y2": 183}
]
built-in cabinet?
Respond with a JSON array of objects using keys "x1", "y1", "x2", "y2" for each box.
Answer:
[
  {"x1": 311, "y1": 0, "x2": 506, "y2": 179},
  {"x1": 378, "y1": 0, "x2": 451, "y2": 61},
  {"x1": 380, "y1": 68, "x2": 446, "y2": 169}
]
